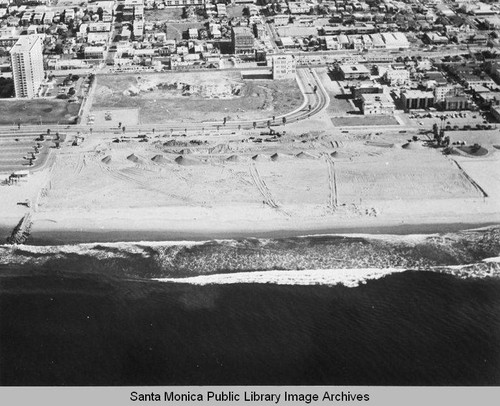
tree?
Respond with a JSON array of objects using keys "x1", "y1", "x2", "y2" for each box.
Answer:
[
  {"x1": 0, "y1": 77, "x2": 14, "y2": 98},
  {"x1": 282, "y1": 117, "x2": 286, "y2": 125},
  {"x1": 68, "y1": 87, "x2": 76, "y2": 96},
  {"x1": 253, "y1": 121, "x2": 257, "y2": 129}
]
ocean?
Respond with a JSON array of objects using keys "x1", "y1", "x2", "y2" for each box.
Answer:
[{"x1": 0, "y1": 227, "x2": 499, "y2": 386}]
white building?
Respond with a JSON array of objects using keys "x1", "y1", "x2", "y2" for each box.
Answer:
[
  {"x1": 384, "y1": 65, "x2": 410, "y2": 86},
  {"x1": 361, "y1": 93, "x2": 395, "y2": 115},
  {"x1": 10, "y1": 34, "x2": 44, "y2": 98},
  {"x1": 272, "y1": 54, "x2": 296, "y2": 80}
]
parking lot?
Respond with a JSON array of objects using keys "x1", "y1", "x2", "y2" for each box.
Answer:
[
  {"x1": 408, "y1": 111, "x2": 495, "y2": 131},
  {"x1": 0, "y1": 133, "x2": 62, "y2": 174}
]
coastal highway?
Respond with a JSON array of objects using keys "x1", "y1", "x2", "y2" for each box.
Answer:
[{"x1": 0, "y1": 68, "x2": 330, "y2": 136}]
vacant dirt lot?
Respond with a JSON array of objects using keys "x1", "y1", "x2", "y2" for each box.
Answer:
[{"x1": 91, "y1": 72, "x2": 303, "y2": 124}]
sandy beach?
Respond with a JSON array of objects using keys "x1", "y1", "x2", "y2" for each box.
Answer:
[{"x1": 0, "y1": 124, "x2": 499, "y2": 245}]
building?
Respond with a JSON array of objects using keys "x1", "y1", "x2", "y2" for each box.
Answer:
[
  {"x1": 10, "y1": 35, "x2": 44, "y2": 98},
  {"x1": 434, "y1": 85, "x2": 463, "y2": 103},
  {"x1": 401, "y1": 90, "x2": 435, "y2": 111},
  {"x1": 84, "y1": 46, "x2": 105, "y2": 59},
  {"x1": 491, "y1": 105, "x2": 500, "y2": 122},
  {"x1": 384, "y1": 65, "x2": 410, "y2": 86},
  {"x1": 338, "y1": 64, "x2": 370, "y2": 80},
  {"x1": 361, "y1": 92, "x2": 395, "y2": 115},
  {"x1": 444, "y1": 95, "x2": 469, "y2": 111},
  {"x1": 188, "y1": 28, "x2": 198, "y2": 39},
  {"x1": 272, "y1": 54, "x2": 296, "y2": 80},
  {"x1": 274, "y1": 14, "x2": 289, "y2": 26},
  {"x1": 231, "y1": 26, "x2": 254, "y2": 54},
  {"x1": 352, "y1": 83, "x2": 384, "y2": 99}
]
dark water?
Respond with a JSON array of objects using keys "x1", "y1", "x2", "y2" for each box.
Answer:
[{"x1": 1, "y1": 269, "x2": 499, "y2": 386}]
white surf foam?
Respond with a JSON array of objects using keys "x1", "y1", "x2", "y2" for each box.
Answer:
[{"x1": 153, "y1": 267, "x2": 407, "y2": 287}]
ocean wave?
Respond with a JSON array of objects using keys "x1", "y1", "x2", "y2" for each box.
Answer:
[
  {"x1": 153, "y1": 261, "x2": 500, "y2": 287},
  {"x1": 154, "y1": 268, "x2": 407, "y2": 287},
  {"x1": 0, "y1": 227, "x2": 499, "y2": 281}
]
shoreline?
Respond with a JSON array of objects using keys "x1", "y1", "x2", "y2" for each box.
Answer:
[{"x1": 22, "y1": 220, "x2": 500, "y2": 246}]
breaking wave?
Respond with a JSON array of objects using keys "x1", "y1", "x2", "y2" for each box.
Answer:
[{"x1": 1, "y1": 226, "x2": 499, "y2": 287}]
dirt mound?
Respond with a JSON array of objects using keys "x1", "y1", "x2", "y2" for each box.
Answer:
[
  {"x1": 175, "y1": 156, "x2": 201, "y2": 166},
  {"x1": 127, "y1": 154, "x2": 140, "y2": 163},
  {"x1": 179, "y1": 148, "x2": 192, "y2": 155},
  {"x1": 296, "y1": 151, "x2": 316, "y2": 159},
  {"x1": 494, "y1": 145, "x2": 500, "y2": 150},
  {"x1": 164, "y1": 140, "x2": 188, "y2": 147},
  {"x1": 271, "y1": 153, "x2": 292, "y2": 161},
  {"x1": 151, "y1": 155, "x2": 169, "y2": 164},
  {"x1": 226, "y1": 155, "x2": 241, "y2": 162},
  {"x1": 402, "y1": 142, "x2": 423, "y2": 150},
  {"x1": 101, "y1": 156, "x2": 112, "y2": 164},
  {"x1": 365, "y1": 141, "x2": 394, "y2": 148},
  {"x1": 330, "y1": 151, "x2": 355, "y2": 160},
  {"x1": 456, "y1": 145, "x2": 489, "y2": 157},
  {"x1": 252, "y1": 154, "x2": 269, "y2": 162}
]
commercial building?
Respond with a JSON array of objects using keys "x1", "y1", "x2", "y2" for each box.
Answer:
[
  {"x1": 272, "y1": 54, "x2": 296, "y2": 80},
  {"x1": 231, "y1": 26, "x2": 254, "y2": 54},
  {"x1": 401, "y1": 90, "x2": 435, "y2": 111},
  {"x1": 10, "y1": 34, "x2": 44, "y2": 98}
]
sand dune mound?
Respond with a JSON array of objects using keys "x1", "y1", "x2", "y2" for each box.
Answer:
[
  {"x1": 101, "y1": 156, "x2": 112, "y2": 164},
  {"x1": 151, "y1": 155, "x2": 169, "y2": 164},
  {"x1": 493, "y1": 145, "x2": 500, "y2": 150},
  {"x1": 226, "y1": 155, "x2": 241, "y2": 162},
  {"x1": 295, "y1": 151, "x2": 316, "y2": 159},
  {"x1": 271, "y1": 153, "x2": 292, "y2": 161},
  {"x1": 175, "y1": 156, "x2": 201, "y2": 166},
  {"x1": 402, "y1": 142, "x2": 423, "y2": 150},
  {"x1": 252, "y1": 154, "x2": 269, "y2": 162},
  {"x1": 179, "y1": 148, "x2": 192, "y2": 155},
  {"x1": 127, "y1": 153, "x2": 140, "y2": 163}
]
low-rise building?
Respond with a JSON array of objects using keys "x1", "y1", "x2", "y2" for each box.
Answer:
[
  {"x1": 401, "y1": 90, "x2": 435, "y2": 111},
  {"x1": 84, "y1": 45, "x2": 105, "y2": 59},
  {"x1": 384, "y1": 65, "x2": 410, "y2": 86},
  {"x1": 338, "y1": 64, "x2": 370, "y2": 80},
  {"x1": 361, "y1": 92, "x2": 395, "y2": 115},
  {"x1": 274, "y1": 14, "x2": 289, "y2": 26},
  {"x1": 188, "y1": 28, "x2": 198, "y2": 39}
]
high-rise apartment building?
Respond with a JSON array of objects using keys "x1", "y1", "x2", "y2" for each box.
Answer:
[{"x1": 10, "y1": 35, "x2": 44, "y2": 98}]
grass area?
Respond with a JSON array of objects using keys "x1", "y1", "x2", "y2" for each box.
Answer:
[
  {"x1": 144, "y1": 8, "x2": 184, "y2": 21},
  {"x1": 91, "y1": 72, "x2": 303, "y2": 124},
  {"x1": 332, "y1": 115, "x2": 399, "y2": 127},
  {"x1": 165, "y1": 22, "x2": 206, "y2": 41},
  {"x1": 227, "y1": 4, "x2": 246, "y2": 18},
  {"x1": 0, "y1": 100, "x2": 80, "y2": 125}
]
